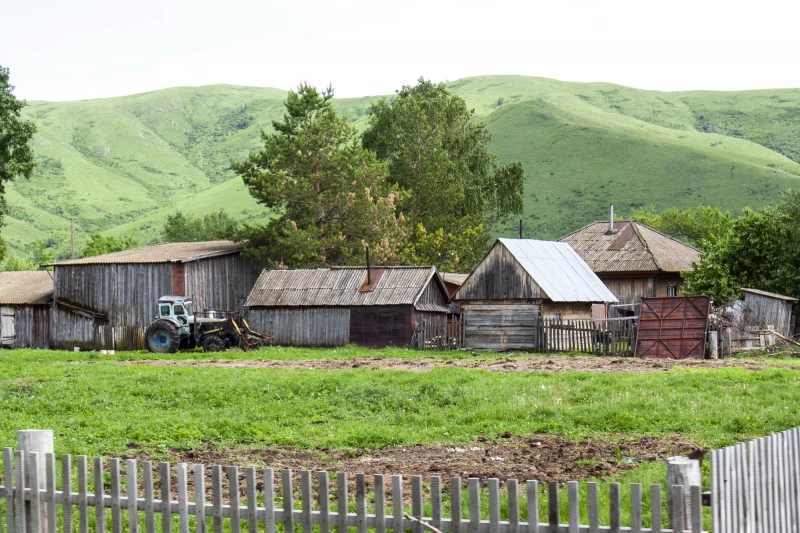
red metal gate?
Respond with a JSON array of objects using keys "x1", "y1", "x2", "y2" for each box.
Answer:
[{"x1": 635, "y1": 296, "x2": 710, "y2": 359}]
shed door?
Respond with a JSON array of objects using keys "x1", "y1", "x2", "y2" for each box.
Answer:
[
  {"x1": 1, "y1": 307, "x2": 15, "y2": 346},
  {"x1": 172, "y1": 263, "x2": 186, "y2": 296},
  {"x1": 635, "y1": 296, "x2": 710, "y2": 359}
]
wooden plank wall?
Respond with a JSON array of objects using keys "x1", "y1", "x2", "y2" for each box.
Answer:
[
  {"x1": 9, "y1": 306, "x2": 51, "y2": 349},
  {"x1": 184, "y1": 254, "x2": 262, "y2": 317},
  {"x1": 53, "y1": 263, "x2": 172, "y2": 329},
  {"x1": 455, "y1": 243, "x2": 542, "y2": 300},
  {"x1": 711, "y1": 425, "x2": 800, "y2": 533},
  {"x1": 247, "y1": 308, "x2": 350, "y2": 347},
  {"x1": 0, "y1": 449, "x2": 704, "y2": 533},
  {"x1": 50, "y1": 308, "x2": 96, "y2": 351},
  {"x1": 461, "y1": 301, "x2": 542, "y2": 350},
  {"x1": 742, "y1": 292, "x2": 794, "y2": 337}
]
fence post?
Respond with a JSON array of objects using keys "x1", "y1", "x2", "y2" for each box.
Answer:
[
  {"x1": 667, "y1": 456, "x2": 701, "y2": 530},
  {"x1": 17, "y1": 430, "x2": 54, "y2": 533},
  {"x1": 709, "y1": 331, "x2": 719, "y2": 360}
]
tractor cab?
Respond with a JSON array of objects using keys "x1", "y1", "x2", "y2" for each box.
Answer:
[{"x1": 157, "y1": 296, "x2": 195, "y2": 333}]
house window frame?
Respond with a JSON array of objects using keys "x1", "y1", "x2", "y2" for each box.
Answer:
[{"x1": 667, "y1": 285, "x2": 678, "y2": 297}]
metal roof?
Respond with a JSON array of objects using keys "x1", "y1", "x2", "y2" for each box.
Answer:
[
  {"x1": 0, "y1": 271, "x2": 54, "y2": 305},
  {"x1": 558, "y1": 221, "x2": 701, "y2": 274},
  {"x1": 441, "y1": 273, "x2": 469, "y2": 286},
  {"x1": 245, "y1": 266, "x2": 449, "y2": 311},
  {"x1": 48, "y1": 241, "x2": 242, "y2": 266},
  {"x1": 497, "y1": 239, "x2": 618, "y2": 303},
  {"x1": 741, "y1": 288, "x2": 798, "y2": 302}
]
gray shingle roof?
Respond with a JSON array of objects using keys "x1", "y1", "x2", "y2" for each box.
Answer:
[
  {"x1": 558, "y1": 221, "x2": 701, "y2": 274},
  {"x1": 0, "y1": 271, "x2": 54, "y2": 305},
  {"x1": 49, "y1": 241, "x2": 242, "y2": 266},
  {"x1": 245, "y1": 266, "x2": 449, "y2": 311}
]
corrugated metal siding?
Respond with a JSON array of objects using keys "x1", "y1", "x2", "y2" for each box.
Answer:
[
  {"x1": 455, "y1": 243, "x2": 543, "y2": 301},
  {"x1": 462, "y1": 300, "x2": 543, "y2": 351},
  {"x1": 51, "y1": 307, "x2": 95, "y2": 350},
  {"x1": 10, "y1": 306, "x2": 50, "y2": 349},
  {"x1": 247, "y1": 308, "x2": 350, "y2": 347}
]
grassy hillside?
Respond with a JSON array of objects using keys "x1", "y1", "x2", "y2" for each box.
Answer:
[{"x1": 6, "y1": 76, "x2": 800, "y2": 258}]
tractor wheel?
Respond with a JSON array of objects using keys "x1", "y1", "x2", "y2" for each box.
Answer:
[
  {"x1": 145, "y1": 320, "x2": 180, "y2": 354},
  {"x1": 202, "y1": 335, "x2": 225, "y2": 353}
]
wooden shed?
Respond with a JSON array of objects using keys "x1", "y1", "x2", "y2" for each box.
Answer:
[
  {"x1": 559, "y1": 220, "x2": 700, "y2": 317},
  {"x1": 453, "y1": 239, "x2": 617, "y2": 351},
  {"x1": 245, "y1": 266, "x2": 451, "y2": 348},
  {"x1": 0, "y1": 271, "x2": 54, "y2": 349},
  {"x1": 47, "y1": 241, "x2": 262, "y2": 350},
  {"x1": 740, "y1": 288, "x2": 796, "y2": 337}
]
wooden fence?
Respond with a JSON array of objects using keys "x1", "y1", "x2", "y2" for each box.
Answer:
[
  {"x1": 711, "y1": 425, "x2": 800, "y2": 532},
  {"x1": 539, "y1": 318, "x2": 637, "y2": 356},
  {"x1": 411, "y1": 315, "x2": 461, "y2": 351},
  {"x1": 0, "y1": 449, "x2": 705, "y2": 533}
]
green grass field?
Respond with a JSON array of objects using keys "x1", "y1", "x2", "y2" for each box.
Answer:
[
  {"x1": 5, "y1": 76, "x2": 800, "y2": 257},
  {"x1": 3, "y1": 346, "x2": 800, "y2": 528}
]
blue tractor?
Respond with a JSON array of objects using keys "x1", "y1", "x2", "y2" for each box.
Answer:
[{"x1": 144, "y1": 296, "x2": 271, "y2": 353}]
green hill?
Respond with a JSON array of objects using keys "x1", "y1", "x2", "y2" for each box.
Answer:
[{"x1": 6, "y1": 76, "x2": 800, "y2": 258}]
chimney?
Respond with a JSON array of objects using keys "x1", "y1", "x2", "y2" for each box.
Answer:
[
  {"x1": 519, "y1": 219, "x2": 523, "y2": 239},
  {"x1": 366, "y1": 245, "x2": 371, "y2": 286},
  {"x1": 610, "y1": 204, "x2": 614, "y2": 232}
]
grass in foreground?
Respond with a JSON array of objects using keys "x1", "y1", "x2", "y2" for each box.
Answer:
[{"x1": 1, "y1": 348, "x2": 799, "y2": 457}]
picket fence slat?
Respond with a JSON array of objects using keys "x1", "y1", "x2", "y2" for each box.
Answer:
[{"x1": 0, "y1": 451, "x2": 711, "y2": 533}]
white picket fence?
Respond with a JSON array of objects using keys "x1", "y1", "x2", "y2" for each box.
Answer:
[
  {"x1": 0, "y1": 448, "x2": 705, "y2": 533},
  {"x1": 711, "y1": 425, "x2": 800, "y2": 532}
]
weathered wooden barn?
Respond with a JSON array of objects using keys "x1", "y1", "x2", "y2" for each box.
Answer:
[
  {"x1": 559, "y1": 220, "x2": 700, "y2": 316},
  {"x1": 739, "y1": 288, "x2": 796, "y2": 337},
  {"x1": 245, "y1": 266, "x2": 451, "y2": 347},
  {"x1": 453, "y1": 239, "x2": 617, "y2": 351},
  {"x1": 48, "y1": 241, "x2": 262, "y2": 350},
  {"x1": 0, "y1": 271, "x2": 54, "y2": 349}
]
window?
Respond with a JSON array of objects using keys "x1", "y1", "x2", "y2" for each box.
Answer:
[
  {"x1": 668, "y1": 285, "x2": 677, "y2": 297},
  {"x1": 174, "y1": 304, "x2": 185, "y2": 316},
  {"x1": 160, "y1": 305, "x2": 171, "y2": 317}
]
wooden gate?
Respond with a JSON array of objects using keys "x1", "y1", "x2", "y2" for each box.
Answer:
[
  {"x1": 635, "y1": 296, "x2": 710, "y2": 359},
  {"x1": 0, "y1": 307, "x2": 14, "y2": 346}
]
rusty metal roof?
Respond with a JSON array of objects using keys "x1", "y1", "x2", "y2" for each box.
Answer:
[
  {"x1": 558, "y1": 221, "x2": 701, "y2": 274},
  {"x1": 441, "y1": 273, "x2": 469, "y2": 286},
  {"x1": 245, "y1": 266, "x2": 449, "y2": 311},
  {"x1": 497, "y1": 239, "x2": 618, "y2": 303},
  {"x1": 48, "y1": 241, "x2": 242, "y2": 266},
  {"x1": 741, "y1": 288, "x2": 798, "y2": 302},
  {"x1": 0, "y1": 271, "x2": 54, "y2": 305}
]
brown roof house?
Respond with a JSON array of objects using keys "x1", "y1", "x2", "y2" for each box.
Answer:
[
  {"x1": 245, "y1": 266, "x2": 451, "y2": 348},
  {"x1": 47, "y1": 241, "x2": 262, "y2": 350},
  {"x1": 559, "y1": 215, "x2": 701, "y2": 316},
  {"x1": 0, "y1": 271, "x2": 54, "y2": 349}
]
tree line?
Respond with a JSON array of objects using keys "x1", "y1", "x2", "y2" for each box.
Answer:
[
  {"x1": 633, "y1": 192, "x2": 800, "y2": 307},
  {"x1": 0, "y1": 71, "x2": 525, "y2": 272}
]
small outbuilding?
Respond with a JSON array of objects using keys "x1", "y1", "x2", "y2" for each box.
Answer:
[
  {"x1": 559, "y1": 219, "x2": 701, "y2": 316},
  {"x1": 245, "y1": 266, "x2": 451, "y2": 348},
  {"x1": 453, "y1": 239, "x2": 617, "y2": 351},
  {"x1": 739, "y1": 288, "x2": 797, "y2": 337},
  {"x1": 47, "y1": 241, "x2": 262, "y2": 350},
  {"x1": 441, "y1": 273, "x2": 469, "y2": 297},
  {"x1": 0, "y1": 271, "x2": 54, "y2": 349}
]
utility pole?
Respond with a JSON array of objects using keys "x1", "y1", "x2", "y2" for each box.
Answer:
[{"x1": 70, "y1": 219, "x2": 75, "y2": 259}]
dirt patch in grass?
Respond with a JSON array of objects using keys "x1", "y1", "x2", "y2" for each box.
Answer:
[
  {"x1": 122, "y1": 433, "x2": 705, "y2": 499},
  {"x1": 117, "y1": 355, "x2": 798, "y2": 373}
]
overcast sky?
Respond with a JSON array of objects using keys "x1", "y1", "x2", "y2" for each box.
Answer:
[{"x1": 3, "y1": 0, "x2": 799, "y2": 102}]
